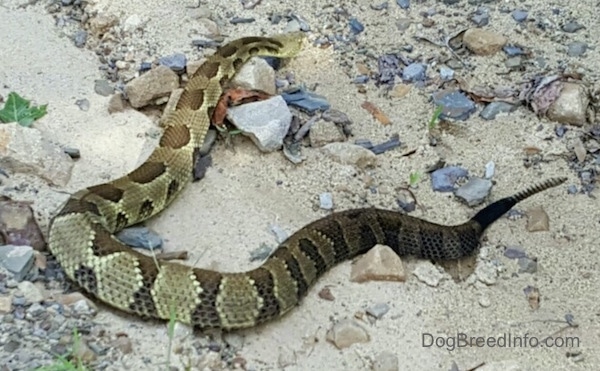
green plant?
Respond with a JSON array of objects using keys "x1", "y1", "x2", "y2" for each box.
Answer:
[
  {"x1": 0, "y1": 92, "x2": 47, "y2": 127},
  {"x1": 427, "y1": 105, "x2": 443, "y2": 131},
  {"x1": 409, "y1": 172, "x2": 421, "y2": 188},
  {"x1": 36, "y1": 328, "x2": 87, "y2": 371}
]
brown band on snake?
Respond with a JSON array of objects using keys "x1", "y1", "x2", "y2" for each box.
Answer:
[
  {"x1": 87, "y1": 184, "x2": 124, "y2": 203},
  {"x1": 129, "y1": 162, "x2": 167, "y2": 184},
  {"x1": 47, "y1": 33, "x2": 567, "y2": 330}
]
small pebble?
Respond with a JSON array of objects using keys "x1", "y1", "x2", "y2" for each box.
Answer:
[
  {"x1": 484, "y1": 161, "x2": 495, "y2": 179},
  {"x1": 518, "y1": 257, "x2": 538, "y2": 274},
  {"x1": 567, "y1": 41, "x2": 588, "y2": 57},
  {"x1": 159, "y1": 53, "x2": 187, "y2": 72},
  {"x1": 562, "y1": 21, "x2": 584, "y2": 33},
  {"x1": 370, "y1": 134, "x2": 401, "y2": 155},
  {"x1": 348, "y1": 18, "x2": 364, "y2": 34},
  {"x1": 75, "y1": 98, "x2": 89, "y2": 111},
  {"x1": 396, "y1": 0, "x2": 410, "y2": 9},
  {"x1": 319, "y1": 192, "x2": 333, "y2": 210},
  {"x1": 115, "y1": 226, "x2": 163, "y2": 250},
  {"x1": 431, "y1": 90, "x2": 476, "y2": 121},
  {"x1": 73, "y1": 30, "x2": 87, "y2": 48},
  {"x1": 94, "y1": 80, "x2": 114, "y2": 96},
  {"x1": 504, "y1": 246, "x2": 527, "y2": 259},
  {"x1": 430, "y1": 166, "x2": 468, "y2": 192},
  {"x1": 512, "y1": 10, "x2": 528, "y2": 22},
  {"x1": 470, "y1": 7, "x2": 489, "y2": 26},
  {"x1": 366, "y1": 303, "x2": 390, "y2": 319},
  {"x1": 439, "y1": 66, "x2": 454, "y2": 80}
]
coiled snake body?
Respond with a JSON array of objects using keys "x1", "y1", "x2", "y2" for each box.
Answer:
[{"x1": 48, "y1": 33, "x2": 566, "y2": 330}]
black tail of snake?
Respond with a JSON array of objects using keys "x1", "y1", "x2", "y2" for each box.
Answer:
[{"x1": 47, "y1": 32, "x2": 567, "y2": 330}]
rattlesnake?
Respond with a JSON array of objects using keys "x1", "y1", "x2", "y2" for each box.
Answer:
[{"x1": 48, "y1": 32, "x2": 566, "y2": 330}]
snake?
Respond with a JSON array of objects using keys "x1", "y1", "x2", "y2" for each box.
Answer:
[{"x1": 47, "y1": 32, "x2": 567, "y2": 330}]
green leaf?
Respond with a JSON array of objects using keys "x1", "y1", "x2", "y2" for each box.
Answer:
[{"x1": 0, "y1": 92, "x2": 48, "y2": 127}]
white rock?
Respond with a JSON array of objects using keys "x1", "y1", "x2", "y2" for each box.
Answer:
[
  {"x1": 0, "y1": 124, "x2": 73, "y2": 186},
  {"x1": 227, "y1": 96, "x2": 292, "y2": 152},
  {"x1": 326, "y1": 319, "x2": 370, "y2": 349}
]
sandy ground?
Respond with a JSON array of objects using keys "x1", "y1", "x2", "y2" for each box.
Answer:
[{"x1": 0, "y1": 0, "x2": 598, "y2": 370}]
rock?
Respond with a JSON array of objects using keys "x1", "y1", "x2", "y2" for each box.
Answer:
[
  {"x1": 462, "y1": 28, "x2": 507, "y2": 56},
  {"x1": 504, "y1": 246, "x2": 527, "y2": 259},
  {"x1": 319, "y1": 192, "x2": 333, "y2": 210},
  {"x1": 94, "y1": 79, "x2": 114, "y2": 96},
  {"x1": 16, "y1": 281, "x2": 44, "y2": 304},
  {"x1": 470, "y1": 7, "x2": 489, "y2": 26},
  {"x1": 195, "y1": 17, "x2": 219, "y2": 36},
  {"x1": 511, "y1": 10, "x2": 528, "y2": 22},
  {"x1": 55, "y1": 292, "x2": 97, "y2": 311},
  {"x1": 269, "y1": 223, "x2": 288, "y2": 244},
  {"x1": 567, "y1": 41, "x2": 588, "y2": 57},
  {"x1": 0, "y1": 124, "x2": 74, "y2": 186},
  {"x1": 412, "y1": 261, "x2": 444, "y2": 287},
  {"x1": 73, "y1": 30, "x2": 87, "y2": 48},
  {"x1": 116, "y1": 226, "x2": 163, "y2": 250},
  {"x1": 373, "y1": 351, "x2": 399, "y2": 371},
  {"x1": 402, "y1": 63, "x2": 427, "y2": 82},
  {"x1": 231, "y1": 57, "x2": 277, "y2": 95},
  {"x1": 546, "y1": 82, "x2": 589, "y2": 126},
  {"x1": 226, "y1": 96, "x2": 292, "y2": 152},
  {"x1": 430, "y1": 166, "x2": 468, "y2": 192},
  {"x1": 125, "y1": 65, "x2": 179, "y2": 108},
  {"x1": 322, "y1": 109, "x2": 352, "y2": 126},
  {"x1": 114, "y1": 334, "x2": 133, "y2": 354},
  {"x1": 73, "y1": 340, "x2": 97, "y2": 363},
  {"x1": 439, "y1": 66, "x2": 454, "y2": 80},
  {"x1": 322, "y1": 142, "x2": 377, "y2": 169},
  {"x1": 525, "y1": 206, "x2": 550, "y2": 232},
  {"x1": 350, "y1": 244, "x2": 406, "y2": 283},
  {"x1": 455, "y1": 177, "x2": 493, "y2": 206},
  {"x1": 0, "y1": 245, "x2": 34, "y2": 281},
  {"x1": 505, "y1": 56, "x2": 522, "y2": 69},
  {"x1": 573, "y1": 138, "x2": 587, "y2": 163},
  {"x1": 0, "y1": 295, "x2": 11, "y2": 314},
  {"x1": 524, "y1": 285, "x2": 540, "y2": 309},
  {"x1": 123, "y1": 14, "x2": 144, "y2": 33},
  {"x1": 72, "y1": 298, "x2": 96, "y2": 315},
  {"x1": 0, "y1": 199, "x2": 45, "y2": 251},
  {"x1": 281, "y1": 86, "x2": 331, "y2": 114},
  {"x1": 475, "y1": 261, "x2": 498, "y2": 285},
  {"x1": 309, "y1": 120, "x2": 345, "y2": 147},
  {"x1": 517, "y1": 257, "x2": 538, "y2": 274},
  {"x1": 391, "y1": 83, "x2": 411, "y2": 98},
  {"x1": 107, "y1": 92, "x2": 126, "y2": 114},
  {"x1": 249, "y1": 244, "x2": 272, "y2": 262},
  {"x1": 480, "y1": 101, "x2": 518, "y2": 120},
  {"x1": 159, "y1": 53, "x2": 187, "y2": 73},
  {"x1": 562, "y1": 21, "x2": 585, "y2": 33},
  {"x1": 75, "y1": 98, "x2": 90, "y2": 111},
  {"x1": 326, "y1": 320, "x2": 370, "y2": 349},
  {"x1": 366, "y1": 302, "x2": 390, "y2": 319},
  {"x1": 478, "y1": 295, "x2": 491, "y2": 308},
  {"x1": 370, "y1": 135, "x2": 401, "y2": 155},
  {"x1": 431, "y1": 90, "x2": 476, "y2": 121},
  {"x1": 484, "y1": 161, "x2": 495, "y2": 179},
  {"x1": 88, "y1": 13, "x2": 118, "y2": 37}
]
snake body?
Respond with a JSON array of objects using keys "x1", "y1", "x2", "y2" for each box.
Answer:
[{"x1": 48, "y1": 33, "x2": 566, "y2": 330}]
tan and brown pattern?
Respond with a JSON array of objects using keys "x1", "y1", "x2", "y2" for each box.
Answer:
[{"x1": 47, "y1": 33, "x2": 566, "y2": 330}]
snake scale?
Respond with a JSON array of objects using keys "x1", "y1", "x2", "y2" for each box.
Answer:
[{"x1": 47, "y1": 32, "x2": 566, "y2": 330}]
